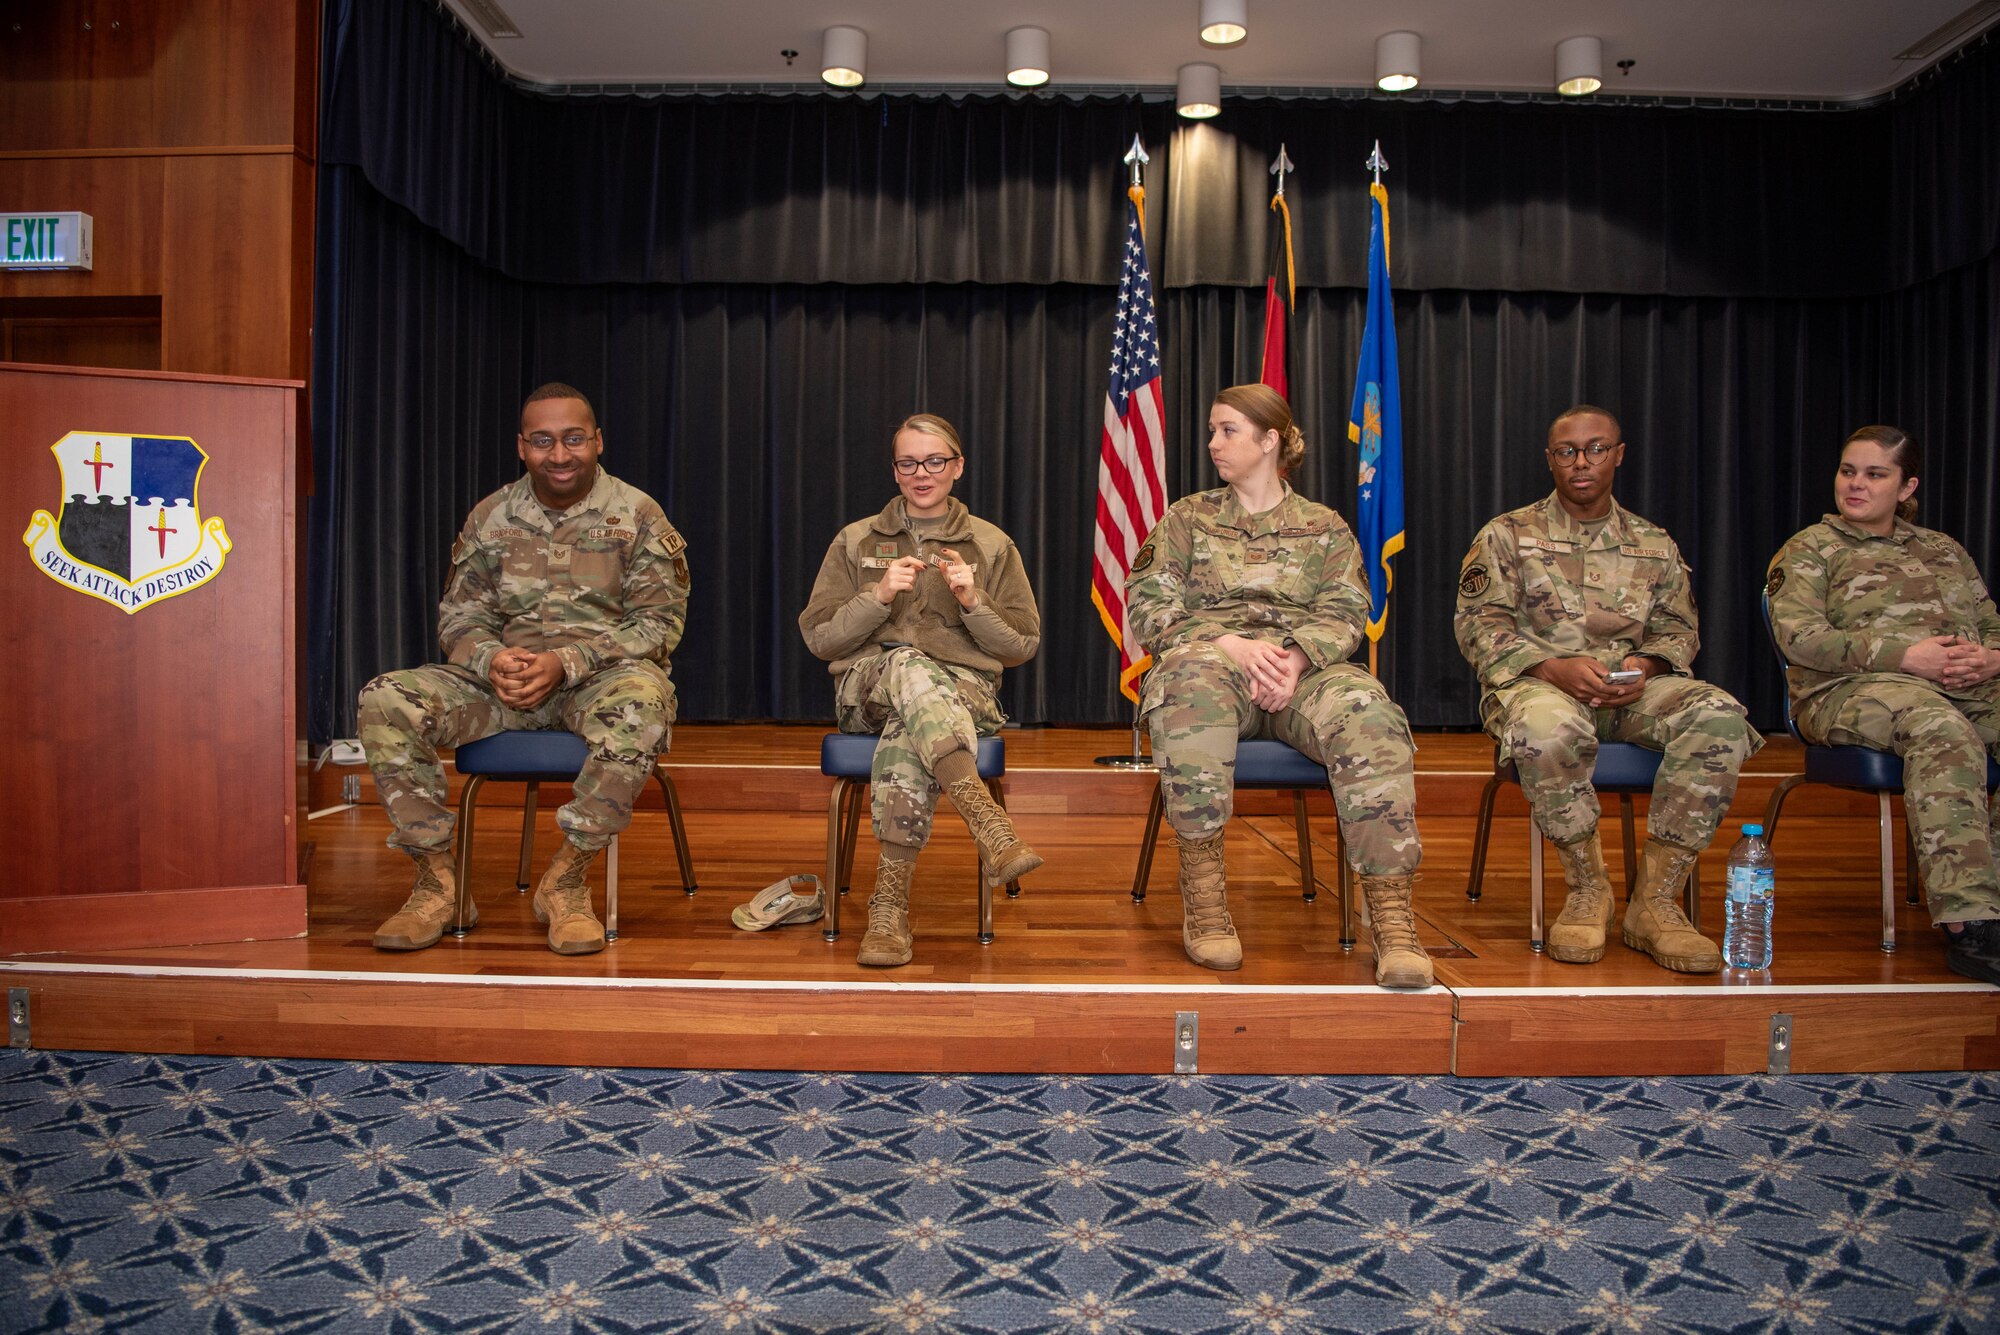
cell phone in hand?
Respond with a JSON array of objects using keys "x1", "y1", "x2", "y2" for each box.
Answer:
[{"x1": 1606, "y1": 669, "x2": 1643, "y2": 683}]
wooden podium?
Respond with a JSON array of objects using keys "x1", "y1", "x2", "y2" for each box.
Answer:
[{"x1": 2, "y1": 362, "x2": 306, "y2": 953}]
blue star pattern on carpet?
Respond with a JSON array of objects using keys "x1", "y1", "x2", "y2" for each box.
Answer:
[{"x1": 2, "y1": 1052, "x2": 1996, "y2": 1332}]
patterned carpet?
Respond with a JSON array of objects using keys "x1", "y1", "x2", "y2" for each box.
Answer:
[{"x1": 2, "y1": 1052, "x2": 1996, "y2": 1333}]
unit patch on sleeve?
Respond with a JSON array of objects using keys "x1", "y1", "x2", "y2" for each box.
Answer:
[
  {"x1": 1132, "y1": 540, "x2": 1157, "y2": 575},
  {"x1": 1765, "y1": 566, "x2": 1785, "y2": 598},
  {"x1": 1459, "y1": 563, "x2": 1490, "y2": 598}
]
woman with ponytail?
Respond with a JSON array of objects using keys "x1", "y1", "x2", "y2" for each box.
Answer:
[
  {"x1": 1766, "y1": 425, "x2": 2000, "y2": 984},
  {"x1": 1124, "y1": 384, "x2": 1430, "y2": 988}
]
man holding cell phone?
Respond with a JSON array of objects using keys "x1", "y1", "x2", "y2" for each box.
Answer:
[{"x1": 1454, "y1": 405, "x2": 1762, "y2": 974}]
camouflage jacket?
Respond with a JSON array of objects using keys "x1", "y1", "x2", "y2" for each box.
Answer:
[
  {"x1": 1455, "y1": 491, "x2": 1699, "y2": 698},
  {"x1": 1766, "y1": 513, "x2": 2000, "y2": 708},
  {"x1": 799, "y1": 496, "x2": 1040, "y2": 676},
  {"x1": 440, "y1": 470, "x2": 688, "y2": 686},
  {"x1": 1124, "y1": 485, "x2": 1369, "y2": 671}
]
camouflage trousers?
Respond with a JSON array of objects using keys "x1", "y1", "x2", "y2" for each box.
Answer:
[
  {"x1": 1798, "y1": 673, "x2": 2000, "y2": 923},
  {"x1": 357, "y1": 661, "x2": 674, "y2": 854},
  {"x1": 1141, "y1": 642, "x2": 1421, "y2": 876},
  {"x1": 836, "y1": 648, "x2": 1004, "y2": 850},
  {"x1": 1483, "y1": 675, "x2": 1760, "y2": 854}
]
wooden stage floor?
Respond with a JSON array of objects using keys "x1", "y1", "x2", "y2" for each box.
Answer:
[{"x1": 6, "y1": 728, "x2": 1996, "y2": 1076}]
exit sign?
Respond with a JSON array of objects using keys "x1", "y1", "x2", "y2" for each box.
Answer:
[{"x1": 1, "y1": 212, "x2": 94, "y2": 271}]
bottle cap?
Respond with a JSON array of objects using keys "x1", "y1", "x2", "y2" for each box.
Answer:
[{"x1": 1742, "y1": 823, "x2": 1763, "y2": 836}]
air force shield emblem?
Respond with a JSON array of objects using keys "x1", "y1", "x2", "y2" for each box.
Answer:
[{"x1": 22, "y1": 431, "x2": 233, "y2": 613}]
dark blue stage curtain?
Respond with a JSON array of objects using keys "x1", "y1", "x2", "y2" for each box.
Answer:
[{"x1": 309, "y1": 0, "x2": 2000, "y2": 738}]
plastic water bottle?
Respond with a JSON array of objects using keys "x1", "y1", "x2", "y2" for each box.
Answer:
[{"x1": 1724, "y1": 823, "x2": 1776, "y2": 970}]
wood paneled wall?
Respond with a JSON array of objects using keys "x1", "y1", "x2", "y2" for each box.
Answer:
[{"x1": 0, "y1": 0, "x2": 319, "y2": 381}]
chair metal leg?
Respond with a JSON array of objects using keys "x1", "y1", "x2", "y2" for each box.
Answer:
[
  {"x1": 653, "y1": 767, "x2": 698, "y2": 894},
  {"x1": 1878, "y1": 790, "x2": 1897, "y2": 953},
  {"x1": 1904, "y1": 817, "x2": 1921, "y2": 907},
  {"x1": 605, "y1": 835, "x2": 619, "y2": 941},
  {"x1": 840, "y1": 788, "x2": 864, "y2": 892},
  {"x1": 989, "y1": 778, "x2": 1021, "y2": 900},
  {"x1": 1465, "y1": 774, "x2": 1502, "y2": 901},
  {"x1": 1529, "y1": 822, "x2": 1546, "y2": 952},
  {"x1": 451, "y1": 774, "x2": 486, "y2": 937},
  {"x1": 1618, "y1": 792, "x2": 1638, "y2": 897},
  {"x1": 1131, "y1": 781, "x2": 1166, "y2": 903},
  {"x1": 824, "y1": 778, "x2": 853, "y2": 942},
  {"x1": 1292, "y1": 790, "x2": 1318, "y2": 903},
  {"x1": 1761, "y1": 773, "x2": 1805, "y2": 841},
  {"x1": 978, "y1": 871, "x2": 995, "y2": 945},
  {"x1": 515, "y1": 781, "x2": 539, "y2": 891},
  {"x1": 1336, "y1": 827, "x2": 1354, "y2": 951}
]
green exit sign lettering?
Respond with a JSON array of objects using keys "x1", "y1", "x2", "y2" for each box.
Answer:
[{"x1": 1, "y1": 212, "x2": 94, "y2": 271}]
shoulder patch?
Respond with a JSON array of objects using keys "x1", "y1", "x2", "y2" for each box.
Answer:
[
  {"x1": 661, "y1": 527, "x2": 687, "y2": 558},
  {"x1": 1132, "y1": 540, "x2": 1158, "y2": 575},
  {"x1": 1459, "y1": 564, "x2": 1490, "y2": 599},
  {"x1": 1765, "y1": 566, "x2": 1785, "y2": 598}
]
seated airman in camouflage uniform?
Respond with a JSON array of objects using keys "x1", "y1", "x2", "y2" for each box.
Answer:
[
  {"x1": 1126, "y1": 384, "x2": 1431, "y2": 987},
  {"x1": 799, "y1": 413, "x2": 1042, "y2": 968},
  {"x1": 1455, "y1": 404, "x2": 1759, "y2": 974},
  {"x1": 358, "y1": 383, "x2": 688, "y2": 956},
  {"x1": 1768, "y1": 425, "x2": 2000, "y2": 985}
]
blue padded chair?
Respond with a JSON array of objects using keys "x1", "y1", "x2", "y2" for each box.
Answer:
[
  {"x1": 821, "y1": 734, "x2": 1014, "y2": 945},
  {"x1": 450, "y1": 731, "x2": 697, "y2": 943},
  {"x1": 1130, "y1": 739, "x2": 1355, "y2": 951},
  {"x1": 1759, "y1": 593, "x2": 2000, "y2": 952},
  {"x1": 1466, "y1": 742, "x2": 1701, "y2": 952}
]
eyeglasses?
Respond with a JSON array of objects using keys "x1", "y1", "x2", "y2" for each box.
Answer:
[
  {"x1": 524, "y1": 432, "x2": 594, "y2": 452},
  {"x1": 893, "y1": 455, "x2": 959, "y2": 476},
  {"x1": 1548, "y1": 442, "x2": 1617, "y2": 463}
]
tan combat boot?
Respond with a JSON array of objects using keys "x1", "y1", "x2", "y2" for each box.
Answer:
[
  {"x1": 1176, "y1": 832, "x2": 1241, "y2": 970},
  {"x1": 531, "y1": 840, "x2": 607, "y2": 955},
  {"x1": 1548, "y1": 834, "x2": 1617, "y2": 964},
  {"x1": 857, "y1": 854, "x2": 915, "y2": 967},
  {"x1": 1360, "y1": 874, "x2": 1434, "y2": 988},
  {"x1": 374, "y1": 848, "x2": 470, "y2": 950},
  {"x1": 1622, "y1": 840, "x2": 1721, "y2": 973},
  {"x1": 945, "y1": 777, "x2": 1044, "y2": 886}
]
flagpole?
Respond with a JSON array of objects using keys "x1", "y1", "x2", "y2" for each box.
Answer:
[
  {"x1": 1096, "y1": 133, "x2": 1158, "y2": 770},
  {"x1": 1365, "y1": 140, "x2": 1388, "y2": 681}
]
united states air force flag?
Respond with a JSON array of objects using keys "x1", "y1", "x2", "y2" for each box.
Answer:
[
  {"x1": 22, "y1": 431, "x2": 232, "y2": 613},
  {"x1": 1347, "y1": 181, "x2": 1405, "y2": 643}
]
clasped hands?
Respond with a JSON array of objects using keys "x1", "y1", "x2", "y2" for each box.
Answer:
[
  {"x1": 489, "y1": 647, "x2": 564, "y2": 709},
  {"x1": 874, "y1": 549, "x2": 980, "y2": 608},
  {"x1": 1900, "y1": 634, "x2": 2000, "y2": 691},
  {"x1": 1215, "y1": 634, "x2": 1311, "y2": 712},
  {"x1": 1529, "y1": 654, "x2": 1657, "y2": 709}
]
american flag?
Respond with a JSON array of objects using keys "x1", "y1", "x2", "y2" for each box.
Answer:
[{"x1": 1090, "y1": 186, "x2": 1168, "y2": 703}]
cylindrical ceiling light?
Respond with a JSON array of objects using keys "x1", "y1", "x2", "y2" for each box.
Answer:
[
  {"x1": 1374, "y1": 31, "x2": 1420, "y2": 92},
  {"x1": 1199, "y1": 0, "x2": 1247, "y2": 46},
  {"x1": 821, "y1": 25, "x2": 867, "y2": 88},
  {"x1": 1005, "y1": 26, "x2": 1050, "y2": 87},
  {"x1": 1554, "y1": 35, "x2": 1602, "y2": 96},
  {"x1": 1177, "y1": 62, "x2": 1222, "y2": 118}
]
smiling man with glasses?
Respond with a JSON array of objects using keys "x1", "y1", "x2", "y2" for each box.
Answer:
[
  {"x1": 357, "y1": 381, "x2": 689, "y2": 957},
  {"x1": 1454, "y1": 404, "x2": 1761, "y2": 976}
]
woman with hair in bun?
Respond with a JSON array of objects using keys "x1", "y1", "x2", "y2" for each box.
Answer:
[
  {"x1": 1124, "y1": 383, "x2": 1431, "y2": 987},
  {"x1": 1767, "y1": 425, "x2": 2000, "y2": 984}
]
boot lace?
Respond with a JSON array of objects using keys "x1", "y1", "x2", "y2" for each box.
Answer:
[
  {"x1": 948, "y1": 779, "x2": 1016, "y2": 853},
  {"x1": 1364, "y1": 880, "x2": 1423, "y2": 955}
]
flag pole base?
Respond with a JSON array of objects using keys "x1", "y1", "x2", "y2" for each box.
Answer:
[{"x1": 1093, "y1": 754, "x2": 1156, "y2": 769}]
